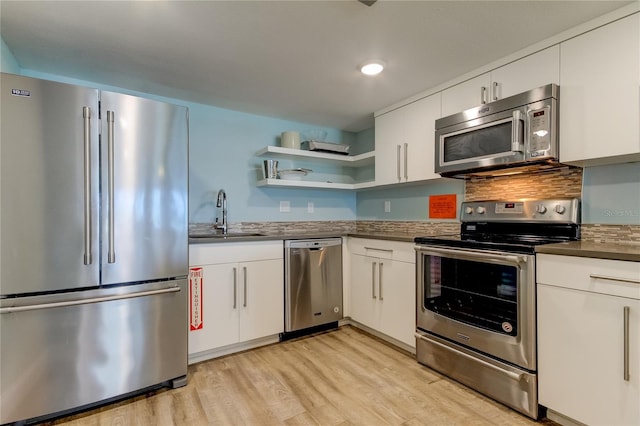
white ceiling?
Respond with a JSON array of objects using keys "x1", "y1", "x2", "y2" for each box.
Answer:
[{"x1": 0, "y1": 1, "x2": 632, "y2": 132}]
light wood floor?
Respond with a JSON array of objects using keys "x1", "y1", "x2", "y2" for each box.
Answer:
[{"x1": 46, "y1": 326, "x2": 554, "y2": 425}]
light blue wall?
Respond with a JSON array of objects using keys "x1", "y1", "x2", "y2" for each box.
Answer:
[
  {"x1": 356, "y1": 179, "x2": 465, "y2": 221},
  {"x1": 188, "y1": 105, "x2": 358, "y2": 223},
  {"x1": 0, "y1": 38, "x2": 20, "y2": 74},
  {"x1": 582, "y1": 162, "x2": 640, "y2": 225}
]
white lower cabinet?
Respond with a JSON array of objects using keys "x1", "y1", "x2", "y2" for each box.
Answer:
[
  {"x1": 188, "y1": 242, "x2": 284, "y2": 359},
  {"x1": 349, "y1": 238, "x2": 415, "y2": 348},
  {"x1": 537, "y1": 254, "x2": 640, "y2": 426}
]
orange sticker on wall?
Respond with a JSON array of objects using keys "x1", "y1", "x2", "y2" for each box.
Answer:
[
  {"x1": 189, "y1": 267, "x2": 203, "y2": 331},
  {"x1": 429, "y1": 194, "x2": 457, "y2": 219}
]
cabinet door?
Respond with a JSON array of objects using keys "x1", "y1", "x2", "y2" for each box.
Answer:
[
  {"x1": 239, "y1": 259, "x2": 284, "y2": 342},
  {"x1": 188, "y1": 263, "x2": 239, "y2": 354},
  {"x1": 490, "y1": 45, "x2": 559, "y2": 100},
  {"x1": 538, "y1": 284, "x2": 640, "y2": 425},
  {"x1": 441, "y1": 73, "x2": 491, "y2": 117},
  {"x1": 403, "y1": 93, "x2": 441, "y2": 182},
  {"x1": 377, "y1": 260, "x2": 416, "y2": 348},
  {"x1": 349, "y1": 254, "x2": 379, "y2": 329},
  {"x1": 374, "y1": 109, "x2": 403, "y2": 185},
  {"x1": 559, "y1": 13, "x2": 640, "y2": 163}
]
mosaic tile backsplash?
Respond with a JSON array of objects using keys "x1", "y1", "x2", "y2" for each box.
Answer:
[{"x1": 465, "y1": 166, "x2": 583, "y2": 201}]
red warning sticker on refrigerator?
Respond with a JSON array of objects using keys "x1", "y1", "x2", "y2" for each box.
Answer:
[{"x1": 189, "y1": 267, "x2": 203, "y2": 331}]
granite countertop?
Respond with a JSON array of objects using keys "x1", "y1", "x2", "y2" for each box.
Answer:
[
  {"x1": 536, "y1": 241, "x2": 640, "y2": 262},
  {"x1": 189, "y1": 231, "x2": 419, "y2": 244}
]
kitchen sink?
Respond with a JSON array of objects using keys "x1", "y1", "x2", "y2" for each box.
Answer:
[{"x1": 189, "y1": 232, "x2": 266, "y2": 239}]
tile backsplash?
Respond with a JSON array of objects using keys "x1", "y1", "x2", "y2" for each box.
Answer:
[{"x1": 465, "y1": 166, "x2": 583, "y2": 201}]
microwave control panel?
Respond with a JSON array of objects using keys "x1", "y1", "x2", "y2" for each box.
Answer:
[{"x1": 528, "y1": 106, "x2": 551, "y2": 155}]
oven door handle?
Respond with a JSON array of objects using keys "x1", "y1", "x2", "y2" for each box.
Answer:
[
  {"x1": 417, "y1": 246, "x2": 528, "y2": 265},
  {"x1": 414, "y1": 333, "x2": 524, "y2": 382}
]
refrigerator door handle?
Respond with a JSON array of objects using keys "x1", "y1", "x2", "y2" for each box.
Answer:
[
  {"x1": 0, "y1": 286, "x2": 181, "y2": 314},
  {"x1": 83, "y1": 106, "x2": 92, "y2": 265},
  {"x1": 107, "y1": 110, "x2": 116, "y2": 263}
]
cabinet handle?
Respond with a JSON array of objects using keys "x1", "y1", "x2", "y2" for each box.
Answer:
[
  {"x1": 403, "y1": 143, "x2": 408, "y2": 180},
  {"x1": 371, "y1": 262, "x2": 377, "y2": 299},
  {"x1": 364, "y1": 246, "x2": 393, "y2": 253},
  {"x1": 243, "y1": 266, "x2": 247, "y2": 307},
  {"x1": 590, "y1": 274, "x2": 640, "y2": 285},
  {"x1": 624, "y1": 306, "x2": 630, "y2": 381},
  {"x1": 233, "y1": 267, "x2": 237, "y2": 309},
  {"x1": 396, "y1": 145, "x2": 401, "y2": 181},
  {"x1": 379, "y1": 262, "x2": 384, "y2": 301},
  {"x1": 493, "y1": 81, "x2": 499, "y2": 101},
  {"x1": 480, "y1": 86, "x2": 487, "y2": 105}
]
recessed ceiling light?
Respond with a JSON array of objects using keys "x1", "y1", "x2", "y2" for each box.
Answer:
[{"x1": 359, "y1": 61, "x2": 385, "y2": 76}]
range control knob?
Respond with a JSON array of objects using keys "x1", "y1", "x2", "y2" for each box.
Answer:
[
  {"x1": 464, "y1": 206, "x2": 474, "y2": 215},
  {"x1": 555, "y1": 204, "x2": 566, "y2": 214},
  {"x1": 536, "y1": 204, "x2": 547, "y2": 214},
  {"x1": 476, "y1": 206, "x2": 486, "y2": 214}
]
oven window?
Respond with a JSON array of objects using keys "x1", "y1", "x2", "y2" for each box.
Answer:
[
  {"x1": 423, "y1": 255, "x2": 518, "y2": 336},
  {"x1": 443, "y1": 121, "x2": 513, "y2": 163}
]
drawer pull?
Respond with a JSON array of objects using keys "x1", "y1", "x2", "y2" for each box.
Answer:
[
  {"x1": 589, "y1": 274, "x2": 640, "y2": 285},
  {"x1": 364, "y1": 247, "x2": 393, "y2": 253}
]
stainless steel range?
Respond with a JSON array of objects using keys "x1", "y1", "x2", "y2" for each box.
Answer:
[{"x1": 414, "y1": 198, "x2": 580, "y2": 419}]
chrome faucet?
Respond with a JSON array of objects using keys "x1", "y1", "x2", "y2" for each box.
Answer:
[{"x1": 214, "y1": 189, "x2": 227, "y2": 234}]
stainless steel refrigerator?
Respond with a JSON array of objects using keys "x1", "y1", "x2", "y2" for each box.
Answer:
[{"x1": 0, "y1": 73, "x2": 189, "y2": 424}]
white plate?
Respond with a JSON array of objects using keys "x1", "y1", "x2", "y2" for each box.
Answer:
[{"x1": 278, "y1": 168, "x2": 311, "y2": 180}]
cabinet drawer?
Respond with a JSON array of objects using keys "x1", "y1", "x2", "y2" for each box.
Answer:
[
  {"x1": 537, "y1": 254, "x2": 640, "y2": 300},
  {"x1": 348, "y1": 238, "x2": 415, "y2": 263},
  {"x1": 189, "y1": 241, "x2": 283, "y2": 265}
]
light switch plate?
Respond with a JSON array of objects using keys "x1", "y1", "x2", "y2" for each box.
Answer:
[
  {"x1": 280, "y1": 201, "x2": 291, "y2": 212},
  {"x1": 384, "y1": 200, "x2": 391, "y2": 213},
  {"x1": 307, "y1": 202, "x2": 314, "y2": 213}
]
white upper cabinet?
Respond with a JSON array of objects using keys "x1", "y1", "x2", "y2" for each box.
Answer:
[
  {"x1": 441, "y1": 72, "x2": 492, "y2": 117},
  {"x1": 559, "y1": 13, "x2": 640, "y2": 165},
  {"x1": 375, "y1": 92, "x2": 441, "y2": 185},
  {"x1": 441, "y1": 45, "x2": 560, "y2": 117}
]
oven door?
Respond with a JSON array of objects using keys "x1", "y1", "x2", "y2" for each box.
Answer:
[
  {"x1": 435, "y1": 107, "x2": 526, "y2": 175},
  {"x1": 416, "y1": 245, "x2": 536, "y2": 370}
]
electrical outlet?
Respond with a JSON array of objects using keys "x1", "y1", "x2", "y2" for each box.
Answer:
[
  {"x1": 384, "y1": 200, "x2": 391, "y2": 213},
  {"x1": 307, "y1": 202, "x2": 314, "y2": 213},
  {"x1": 280, "y1": 201, "x2": 290, "y2": 212}
]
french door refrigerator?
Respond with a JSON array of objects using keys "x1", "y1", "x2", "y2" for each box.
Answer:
[{"x1": 0, "y1": 73, "x2": 189, "y2": 424}]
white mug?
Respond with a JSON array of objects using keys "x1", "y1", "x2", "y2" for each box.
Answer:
[{"x1": 281, "y1": 131, "x2": 301, "y2": 149}]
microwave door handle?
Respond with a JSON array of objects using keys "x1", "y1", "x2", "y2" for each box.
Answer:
[{"x1": 511, "y1": 110, "x2": 524, "y2": 153}]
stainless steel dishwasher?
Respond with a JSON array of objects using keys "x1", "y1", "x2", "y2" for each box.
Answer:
[{"x1": 284, "y1": 238, "x2": 343, "y2": 336}]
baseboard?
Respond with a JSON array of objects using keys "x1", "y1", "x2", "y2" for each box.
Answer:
[
  {"x1": 188, "y1": 334, "x2": 280, "y2": 365},
  {"x1": 545, "y1": 408, "x2": 587, "y2": 426},
  {"x1": 342, "y1": 317, "x2": 416, "y2": 355},
  {"x1": 188, "y1": 320, "x2": 416, "y2": 365}
]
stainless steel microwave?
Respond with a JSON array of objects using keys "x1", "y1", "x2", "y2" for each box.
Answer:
[{"x1": 435, "y1": 84, "x2": 559, "y2": 178}]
